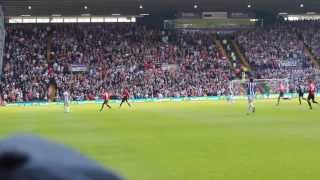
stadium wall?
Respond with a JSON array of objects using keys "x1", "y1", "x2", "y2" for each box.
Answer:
[
  {"x1": 254, "y1": 10, "x2": 277, "y2": 26},
  {"x1": 137, "y1": 11, "x2": 175, "y2": 28},
  {"x1": 4, "y1": 93, "x2": 314, "y2": 107}
]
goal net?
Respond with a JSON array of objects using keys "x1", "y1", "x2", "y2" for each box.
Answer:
[{"x1": 229, "y1": 78, "x2": 290, "y2": 98}]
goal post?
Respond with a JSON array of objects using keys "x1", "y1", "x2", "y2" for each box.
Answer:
[{"x1": 230, "y1": 78, "x2": 290, "y2": 99}]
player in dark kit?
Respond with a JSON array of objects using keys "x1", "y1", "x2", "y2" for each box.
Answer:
[
  {"x1": 307, "y1": 80, "x2": 318, "y2": 110},
  {"x1": 119, "y1": 88, "x2": 131, "y2": 108},
  {"x1": 276, "y1": 82, "x2": 286, "y2": 106},
  {"x1": 296, "y1": 84, "x2": 306, "y2": 105},
  {"x1": 99, "y1": 91, "x2": 112, "y2": 112}
]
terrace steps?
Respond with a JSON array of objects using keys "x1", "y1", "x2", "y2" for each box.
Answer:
[
  {"x1": 214, "y1": 39, "x2": 229, "y2": 64},
  {"x1": 231, "y1": 40, "x2": 251, "y2": 71},
  {"x1": 46, "y1": 32, "x2": 57, "y2": 102},
  {"x1": 46, "y1": 33, "x2": 53, "y2": 63},
  {"x1": 303, "y1": 44, "x2": 320, "y2": 69}
]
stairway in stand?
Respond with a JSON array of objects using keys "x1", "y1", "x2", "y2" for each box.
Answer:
[
  {"x1": 47, "y1": 33, "x2": 53, "y2": 63},
  {"x1": 302, "y1": 42, "x2": 320, "y2": 69},
  {"x1": 231, "y1": 40, "x2": 251, "y2": 71},
  {"x1": 46, "y1": 30, "x2": 57, "y2": 102},
  {"x1": 214, "y1": 38, "x2": 229, "y2": 62},
  {"x1": 215, "y1": 34, "x2": 251, "y2": 78}
]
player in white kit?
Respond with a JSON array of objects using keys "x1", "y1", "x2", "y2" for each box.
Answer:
[
  {"x1": 247, "y1": 78, "x2": 256, "y2": 115},
  {"x1": 228, "y1": 80, "x2": 235, "y2": 103},
  {"x1": 63, "y1": 90, "x2": 70, "y2": 113}
]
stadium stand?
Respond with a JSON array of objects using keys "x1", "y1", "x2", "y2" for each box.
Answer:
[
  {"x1": 1, "y1": 25, "x2": 49, "y2": 103},
  {"x1": 1, "y1": 21, "x2": 320, "y2": 103},
  {"x1": 1, "y1": 24, "x2": 233, "y2": 102},
  {"x1": 236, "y1": 22, "x2": 320, "y2": 92},
  {"x1": 298, "y1": 20, "x2": 320, "y2": 61}
]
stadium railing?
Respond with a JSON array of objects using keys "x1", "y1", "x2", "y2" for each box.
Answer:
[{"x1": 3, "y1": 93, "x2": 316, "y2": 107}]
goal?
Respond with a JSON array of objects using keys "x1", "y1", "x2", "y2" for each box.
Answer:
[{"x1": 229, "y1": 78, "x2": 290, "y2": 98}]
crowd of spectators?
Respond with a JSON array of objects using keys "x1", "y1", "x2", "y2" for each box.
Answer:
[
  {"x1": 1, "y1": 22, "x2": 320, "y2": 103},
  {"x1": 296, "y1": 20, "x2": 320, "y2": 60},
  {"x1": 236, "y1": 22, "x2": 320, "y2": 93},
  {"x1": 237, "y1": 23, "x2": 311, "y2": 70},
  {"x1": 0, "y1": 25, "x2": 50, "y2": 103},
  {"x1": 1, "y1": 24, "x2": 232, "y2": 102}
]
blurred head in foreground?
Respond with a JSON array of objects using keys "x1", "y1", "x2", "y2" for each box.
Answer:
[{"x1": 0, "y1": 135, "x2": 123, "y2": 180}]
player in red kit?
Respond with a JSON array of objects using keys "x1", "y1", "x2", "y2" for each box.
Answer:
[
  {"x1": 0, "y1": 95, "x2": 5, "y2": 106},
  {"x1": 276, "y1": 82, "x2": 286, "y2": 106},
  {"x1": 119, "y1": 88, "x2": 131, "y2": 108},
  {"x1": 99, "y1": 90, "x2": 112, "y2": 112},
  {"x1": 307, "y1": 80, "x2": 318, "y2": 110}
]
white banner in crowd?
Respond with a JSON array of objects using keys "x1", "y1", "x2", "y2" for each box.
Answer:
[
  {"x1": 71, "y1": 64, "x2": 88, "y2": 72},
  {"x1": 161, "y1": 64, "x2": 178, "y2": 71}
]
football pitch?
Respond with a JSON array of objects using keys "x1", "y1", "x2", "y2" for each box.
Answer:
[{"x1": 1, "y1": 99, "x2": 320, "y2": 180}]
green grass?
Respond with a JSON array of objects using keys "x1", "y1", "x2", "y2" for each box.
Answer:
[{"x1": 1, "y1": 99, "x2": 320, "y2": 180}]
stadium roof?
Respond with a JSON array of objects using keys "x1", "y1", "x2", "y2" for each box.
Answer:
[{"x1": 1, "y1": 0, "x2": 320, "y2": 16}]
